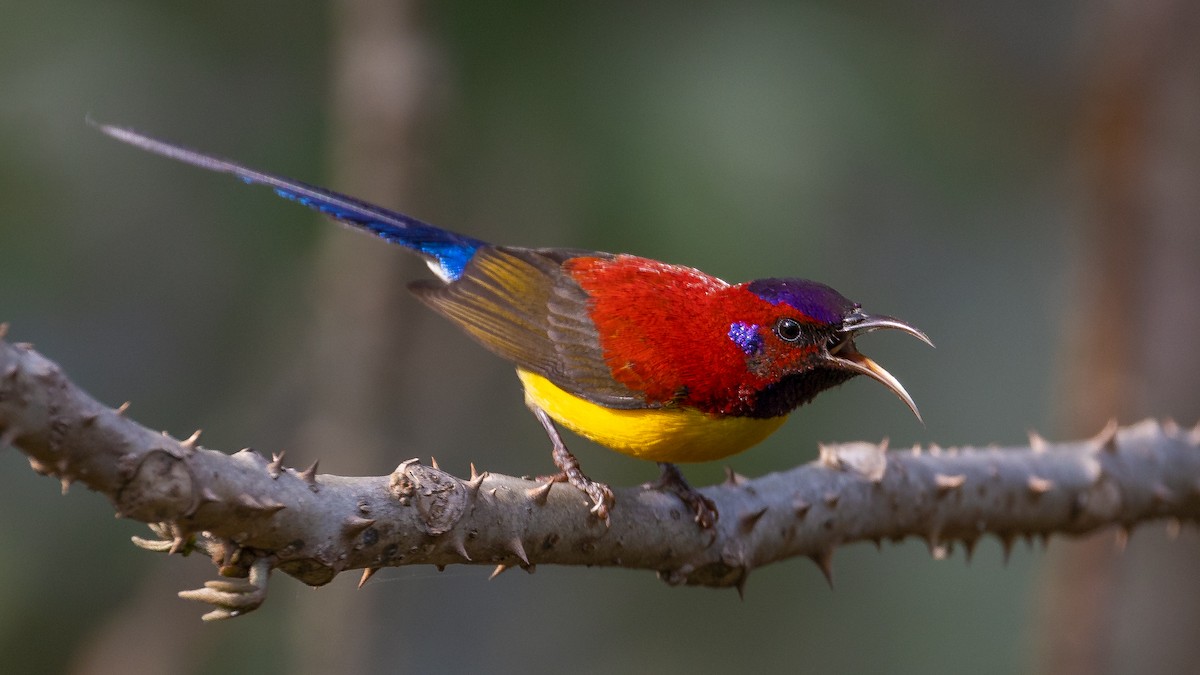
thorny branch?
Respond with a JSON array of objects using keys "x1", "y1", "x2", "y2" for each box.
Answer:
[{"x1": 2, "y1": 328, "x2": 1199, "y2": 620}]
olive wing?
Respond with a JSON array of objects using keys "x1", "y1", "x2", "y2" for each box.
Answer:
[{"x1": 409, "y1": 246, "x2": 650, "y2": 409}]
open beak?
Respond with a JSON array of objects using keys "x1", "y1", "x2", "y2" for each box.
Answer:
[{"x1": 827, "y1": 313, "x2": 932, "y2": 422}]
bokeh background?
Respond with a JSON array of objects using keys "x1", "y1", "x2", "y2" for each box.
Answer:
[{"x1": 2, "y1": 1, "x2": 1198, "y2": 673}]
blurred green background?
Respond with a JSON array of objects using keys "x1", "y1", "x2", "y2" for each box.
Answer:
[{"x1": 2, "y1": 1, "x2": 1197, "y2": 674}]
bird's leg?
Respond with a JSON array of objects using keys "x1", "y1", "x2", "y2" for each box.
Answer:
[
  {"x1": 531, "y1": 407, "x2": 613, "y2": 525},
  {"x1": 650, "y1": 462, "x2": 718, "y2": 528}
]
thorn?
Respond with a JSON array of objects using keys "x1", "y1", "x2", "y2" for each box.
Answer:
[
  {"x1": 0, "y1": 426, "x2": 20, "y2": 449},
  {"x1": 1027, "y1": 475, "x2": 1054, "y2": 497},
  {"x1": 1115, "y1": 525, "x2": 1130, "y2": 552},
  {"x1": 1028, "y1": 430, "x2": 1049, "y2": 453},
  {"x1": 430, "y1": 456, "x2": 440, "y2": 470},
  {"x1": 80, "y1": 412, "x2": 98, "y2": 427},
  {"x1": 464, "y1": 471, "x2": 487, "y2": 496},
  {"x1": 809, "y1": 549, "x2": 834, "y2": 588},
  {"x1": 395, "y1": 457, "x2": 420, "y2": 474},
  {"x1": 723, "y1": 466, "x2": 748, "y2": 486},
  {"x1": 934, "y1": 473, "x2": 966, "y2": 496},
  {"x1": 469, "y1": 462, "x2": 480, "y2": 480},
  {"x1": 793, "y1": 498, "x2": 812, "y2": 518},
  {"x1": 963, "y1": 537, "x2": 978, "y2": 563},
  {"x1": 489, "y1": 564, "x2": 509, "y2": 580},
  {"x1": 999, "y1": 533, "x2": 1014, "y2": 565},
  {"x1": 180, "y1": 429, "x2": 202, "y2": 451},
  {"x1": 449, "y1": 531, "x2": 472, "y2": 562},
  {"x1": 507, "y1": 537, "x2": 530, "y2": 566},
  {"x1": 735, "y1": 574, "x2": 748, "y2": 600},
  {"x1": 256, "y1": 497, "x2": 286, "y2": 511},
  {"x1": 824, "y1": 440, "x2": 889, "y2": 482},
  {"x1": 342, "y1": 516, "x2": 376, "y2": 537},
  {"x1": 1167, "y1": 518, "x2": 1182, "y2": 539},
  {"x1": 115, "y1": 401, "x2": 131, "y2": 416},
  {"x1": 930, "y1": 543, "x2": 949, "y2": 560},
  {"x1": 267, "y1": 451, "x2": 286, "y2": 478},
  {"x1": 60, "y1": 476, "x2": 73, "y2": 495},
  {"x1": 738, "y1": 506, "x2": 769, "y2": 534},
  {"x1": 869, "y1": 537, "x2": 882, "y2": 552},
  {"x1": 0, "y1": 322, "x2": 8, "y2": 340},
  {"x1": 298, "y1": 461, "x2": 319, "y2": 491},
  {"x1": 28, "y1": 456, "x2": 51, "y2": 475},
  {"x1": 817, "y1": 443, "x2": 838, "y2": 468},
  {"x1": 235, "y1": 494, "x2": 263, "y2": 510},
  {"x1": 911, "y1": 444, "x2": 922, "y2": 456},
  {"x1": 525, "y1": 480, "x2": 553, "y2": 505},
  {"x1": 1092, "y1": 418, "x2": 1119, "y2": 453},
  {"x1": 358, "y1": 567, "x2": 380, "y2": 589},
  {"x1": 523, "y1": 565, "x2": 537, "y2": 575},
  {"x1": 435, "y1": 564, "x2": 446, "y2": 572},
  {"x1": 1164, "y1": 418, "x2": 1180, "y2": 435},
  {"x1": 923, "y1": 527, "x2": 942, "y2": 556}
]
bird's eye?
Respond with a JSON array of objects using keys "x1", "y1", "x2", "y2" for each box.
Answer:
[{"x1": 774, "y1": 317, "x2": 803, "y2": 342}]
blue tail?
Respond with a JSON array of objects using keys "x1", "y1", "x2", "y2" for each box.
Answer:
[{"x1": 92, "y1": 121, "x2": 487, "y2": 282}]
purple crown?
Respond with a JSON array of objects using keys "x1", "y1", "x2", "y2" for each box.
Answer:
[{"x1": 747, "y1": 278, "x2": 858, "y2": 325}]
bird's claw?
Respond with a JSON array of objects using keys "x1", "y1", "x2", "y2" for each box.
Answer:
[
  {"x1": 178, "y1": 559, "x2": 271, "y2": 621},
  {"x1": 131, "y1": 522, "x2": 197, "y2": 555},
  {"x1": 585, "y1": 482, "x2": 614, "y2": 526},
  {"x1": 651, "y1": 462, "x2": 719, "y2": 529},
  {"x1": 683, "y1": 492, "x2": 718, "y2": 529},
  {"x1": 537, "y1": 469, "x2": 613, "y2": 525}
]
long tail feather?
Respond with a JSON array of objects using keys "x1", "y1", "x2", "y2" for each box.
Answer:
[{"x1": 91, "y1": 119, "x2": 485, "y2": 282}]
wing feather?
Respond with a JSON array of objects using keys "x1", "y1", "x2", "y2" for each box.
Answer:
[{"x1": 409, "y1": 246, "x2": 648, "y2": 408}]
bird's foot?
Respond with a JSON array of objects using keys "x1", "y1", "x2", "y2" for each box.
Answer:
[
  {"x1": 539, "y1": 470, "x2": 614, "y2": 525},
  {"x1": 178, "y1": 558, "x2": 271, "y2": 621},
  {"x1": 534, "y1": 407, "x2": 614, "y2": 526},
  {"x1": 580, "y1": 479, "x2": 614, "y2": 524},
  {"x1": 650, "y1": 463, "x2": 718, "y2": 528},
  {"x1": 131, "y1": 522, "x2": 197, "y2": 555}
]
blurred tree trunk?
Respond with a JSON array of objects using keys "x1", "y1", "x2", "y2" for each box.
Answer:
[
  {"x1": 286, "y1": 1, "x2": 445, "y2": 674},
  {"x1": 67, "y1": 5, "x2": 447, "y2": 673},
  {"x1": 1038, "y1": 1, "x2": 1200, "y2": 673}
]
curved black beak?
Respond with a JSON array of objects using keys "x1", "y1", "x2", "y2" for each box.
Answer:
[{"x1": 826, "y1": 312, "x2": 932, "y2": 422}]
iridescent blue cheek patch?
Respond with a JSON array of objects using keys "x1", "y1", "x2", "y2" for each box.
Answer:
[{"x1": 728, "y1": 321, "x2": 762, "y2": 356}]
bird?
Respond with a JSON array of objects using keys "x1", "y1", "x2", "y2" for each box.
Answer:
[{"x1": 93, "y1": 121, "x2": 932, "y2": 527}]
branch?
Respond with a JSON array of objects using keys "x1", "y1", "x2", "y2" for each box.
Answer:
[{"x1": 2, "y1": 326, "x2": 1198, "y2": 620}]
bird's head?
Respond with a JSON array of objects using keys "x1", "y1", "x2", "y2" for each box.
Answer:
[{"x1": 726, "y1": 278, "x2": 932, "y2": 419}]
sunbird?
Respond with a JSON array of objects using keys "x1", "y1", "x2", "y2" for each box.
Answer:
[{"x1": 95, "y1": 122, "x2": 931, "y2": 527}]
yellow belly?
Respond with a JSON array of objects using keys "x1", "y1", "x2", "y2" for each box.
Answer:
[{"x1": 516, "y1": 369, "x2": 787, "y2": 463}]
